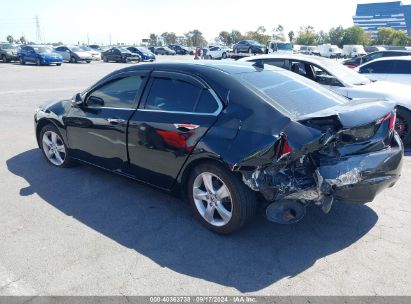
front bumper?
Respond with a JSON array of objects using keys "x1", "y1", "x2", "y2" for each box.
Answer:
[{"x1": 319, "y1": 133, "x2": 403, "y2": 203}]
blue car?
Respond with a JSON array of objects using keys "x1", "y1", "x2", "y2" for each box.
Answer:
[
  {"x1": 126, "y1": 46, "x2": 156, "y2": 62},
  {"x1": 19, "y1": 45, "x2": 63, "y2": 66}
]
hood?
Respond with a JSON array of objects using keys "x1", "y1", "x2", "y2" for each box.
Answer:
[
  {"x1": 298, "y1": 99, "x2": 393, "y2": 128},
  {"x1": 347, "y1": 80, "x2": 411, "y2": 109}
]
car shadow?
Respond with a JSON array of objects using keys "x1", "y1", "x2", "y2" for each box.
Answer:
[{"x1": 7, "y1": 149, "x2": 378, "y2": 292}]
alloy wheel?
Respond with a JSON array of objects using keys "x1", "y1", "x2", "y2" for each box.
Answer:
[
  {"x1": 193, "y1": 172, "x2": 233, "y2": 227},
  {"x1": 42, "y1": 131, "x2": 66, "y2": 166}
]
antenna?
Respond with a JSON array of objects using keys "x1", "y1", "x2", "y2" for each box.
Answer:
[{"x1": 35, "y1": 15, "x2": 42, "y2": 43}]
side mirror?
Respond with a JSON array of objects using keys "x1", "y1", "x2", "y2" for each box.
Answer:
[{"x1": 71, "y1": 93, "x2": 84, "y2": 107}]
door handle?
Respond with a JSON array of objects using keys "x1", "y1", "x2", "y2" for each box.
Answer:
[
  {"x1": 107, "y1": 118, "x2": 126, "y2": 125},
  {"x1": 173, "y1": 123, "x2": 200, "y2": 131}
]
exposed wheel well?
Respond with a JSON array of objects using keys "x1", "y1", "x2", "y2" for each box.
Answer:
[
  {"x1": 36, "y1": 119, "x2": 55, "y2": 147},
  {"x1": 178, "y1": 158, "x2": 234, "y2": 199}
]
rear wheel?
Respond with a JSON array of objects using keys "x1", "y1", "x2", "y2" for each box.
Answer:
[
  {"x1": 35, "y1": 58, "x2": 41, "y2": 66},
  {"x1": 70, "y1": 56, "x2": 77, "y2": 63},
  {"x1": 1, "y1": 55, "x2": 7, "y2": 63},
  {"x1": 39, "y1": 124, "x2": 73, "y2": 168},
  {"x1": 396, "y1": 108, "x2": 411, "y2": 145},
  {"x1": 20, "y1": 57, "x2": 25, "y2": 65},
  {"x1": 187, "y1": 162, "x2": 257, "y2": 234},
  {"x1": 222, "y1": 52, "x2": 227, "y2": 59}
]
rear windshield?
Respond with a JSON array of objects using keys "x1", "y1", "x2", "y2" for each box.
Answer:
[{"x1": 235, "y1": 69, "x2": 347, "y2": 118}]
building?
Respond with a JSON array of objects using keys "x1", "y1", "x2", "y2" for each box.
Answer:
[{"x1": 353, "y1": 1, "x2": 411, "y2": 37}]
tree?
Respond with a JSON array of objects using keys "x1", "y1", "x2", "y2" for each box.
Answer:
[
  {"x1": 295, "y1": 26, "x2": 318, "y2": 45},
  {"x1": 149, "y1": 33, "x2": 158, "y2": 46},
  {"x1": 160, "y1": 32, "x2": 177, "y2": 45},
  {"x1": 230, "y1": 30, "x2": 243, "y2": 44},
  {"x1": 390, "y1": 30, "x2": 408, "y2": 46},
  {"x1": 317, "y1": 30, "x2": 330, "y2": 44},
  {"x1": 272, "y1": 24, "x2": 285, "y2": 41},
  {"x1": 218, "y1": 31, "x2": 233, "y2": 46},
  {"x1": 328, "y1": 26, "x2": 345, "y2": 47},
  {"x1": 19, "y1": 36, "x2": 26, "y2": 44},
  {"x1": 184, "y1": 29, "x2": 207, "y2": 47},
  {"x1": 6, "y1": 35, "x2": 14, "y2": 43},
  {"x1": 288, "y1": 31, "x2": 295, "y2": 43},
  {"x1": 376, "y1": 28, "x2": 394, "y2": 45},
  {"x1": 342, "y1": 26, "x2": 371, "y2": 46},
  {"x1": 244, "y1": 26, "x2": 271, "y2": 45}
]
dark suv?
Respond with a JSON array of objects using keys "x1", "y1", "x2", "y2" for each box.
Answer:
[
  {"x1": 0, "y1": 43, "x2": 19, "y2": 62},
  {"x1": 233, "y1": 40, "x2": 265, "y2": 54},
  {"x1": 343, "y1": 50, "x2": 411, "y2": 68}
]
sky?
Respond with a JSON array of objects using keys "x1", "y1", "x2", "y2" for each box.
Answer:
[{"x1": 1, "y1": 0, "x2": 410, "y2": 45}]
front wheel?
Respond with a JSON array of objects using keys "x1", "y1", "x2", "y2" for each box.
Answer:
[
  {"x1": 35, "y1": 58, "x2": 41, "y2": 66},
  {"x1": 222, "y1": 52, "x2": 227, "y2": 59},
  {"x1": 39, "y1": 124, "x2": 73, "y2": 168},
  {"x1": 187, "y1": 162, "x2": 257, "y2": 234},
  {"x1": 1, "y1": 55, "x2": 7, "y2": 63},
  {"x1": 20, "y1": 57, "x2": 25, "y2": 65},
  {"x1": 70, "y1": 56, "x2": 77, "y2": 63}
]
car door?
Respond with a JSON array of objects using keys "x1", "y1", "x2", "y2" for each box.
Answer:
[
  {"x1": 65, "y1": 71, "x2": 149, "y2": 171},
  {"x1": 113, "y1": 49, "x2": 122, "y2": 61},
  {"x1": 127, "y1": 71, "x2": 222, "y2": 189},
  {"x1": 26, "y1": 46, "x2": 36, "y2": 62}
]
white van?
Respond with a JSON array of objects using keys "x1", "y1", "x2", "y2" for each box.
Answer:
[
  {"x1": 266, "y1": 41, "x2": 293, "y2": 54},
  {"x1": 316, "y1": 44, "x2": 342, "y2": 58},
  {"x1": 342, "y1": 45, "x2": 367, "y2": 58}
]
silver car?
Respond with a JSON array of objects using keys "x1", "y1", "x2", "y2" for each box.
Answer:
[
  {"x1": 241, "y1": 54, "x2": 411, "y2": 145},
  {"x1": 54, "y1": 45, "x2": 93, "y2": 63}
]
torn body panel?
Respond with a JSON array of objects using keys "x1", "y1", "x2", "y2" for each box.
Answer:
[{"x1": 237, "y1": 104, "x2": 404, "y2": 210}]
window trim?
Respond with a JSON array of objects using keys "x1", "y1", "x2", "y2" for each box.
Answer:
[
  {"x1": 83, "y1": 71, "x2": 150, "y2": 110},
  {"x1": 139, "y1": 71, "x2": 223, "y2": 116}
]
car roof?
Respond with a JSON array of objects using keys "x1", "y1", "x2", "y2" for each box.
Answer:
[
  {"x1": 114, "y1": 60, "x2": 284, "y2": 75},
  {"x1": 239, "y1": 53, "x2": 332, "y2": 65},
  {"x1": 365, "y1": 56, "x2": 411, "y2": 63}
]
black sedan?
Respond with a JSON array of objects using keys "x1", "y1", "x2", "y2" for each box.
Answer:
[
  {"x1": 233, "y1": 40, "x2": 265, "y2": 54},
  {"x1": 34, "y1": 62, "x2": 403, "y2": 234},
  {"x1": 101, "y1": 47, "x2": 141, "y2": 63}
]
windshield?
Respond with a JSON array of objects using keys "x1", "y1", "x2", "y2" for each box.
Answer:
[
  {"x1": 0, "y1": 43, "x2": 14, "y2": 49},
  {"x1": 118, "y1": 47, "x2": 131, "y2": 53},
  {"x1": 277, "y1": 43, "x2": 293, "y2": 51},
  {"x1": 80, "y1": 46, "x2": 92, "y2": 51},
  {"x1": 33, "y1": 46, "x2": 53, "y2": 53},
  {"x1": 319, "y1": 60, "x2": 371, "y2": 85},
  {"x1": 70, "y1": 46, "x2": 82, "y2": 52},
  {"x1": 138, "y1": 47, "x2": 150, "y2": 53},
  {"x1": 235, "y1": 69, "x2": 347, "y2": 118}
]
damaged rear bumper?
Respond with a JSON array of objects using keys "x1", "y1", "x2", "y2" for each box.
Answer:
[
  {"x1": 318, "y1": 133, "x2": 403, "y2": 204},
  {"x1": 242, "y1": 133, "x2": 403, "y2": 205}
]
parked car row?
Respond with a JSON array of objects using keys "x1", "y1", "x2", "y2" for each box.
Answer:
[{"x1": 0, "y1": 43, "x2": 159, "y2": 66}]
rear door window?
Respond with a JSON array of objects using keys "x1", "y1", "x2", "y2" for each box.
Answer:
[
  {"x1": 391, "y1": 60, "x2": 411, "y2": 74},
  {"x1": 359, "y1": 61, "x2": 392, "y2": 74}
]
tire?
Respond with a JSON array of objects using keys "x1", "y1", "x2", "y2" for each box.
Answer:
[
  {"x1": 70, "y1": 56, "x2": 77, "y2": 63},
  {"x1": 1, "y1": 55, "x2": 7, "y2": 63},
  {"x1": 86, "y1": 61, "x2": 91, "y2": 63},
  {"x1": 56, "y1": 63, "x2": 61, "y2": 66},
  {"x1": 103, "y1": 56, "x2": 108, "y2": 62},
  {"x1": 396, "y1": 107, "x2": 411, "y2": 146},
  {"x1": 20, "y1": 57, "x2": 25, "y2": 65},
  {"x1": 35, "y1": 58, "x2": 41, "y2": 66},
  {"x1": 187, "y1": 162, "x2": 257, "y2": 234},
  {"x1": 39, "y1": 124, "x2": 74, "y2": 168},
  {"x1": 222, "y1": 52, "x2": 227, "y2": 59}
]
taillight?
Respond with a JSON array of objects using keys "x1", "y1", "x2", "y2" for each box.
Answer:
[
  {"x1": 277, "y1": 133, "x2": 293, "y2": 160},
  {"x1": 389, "y1": 112, "x2": 396, "y2": 130},
  {"x1": 377, "y1": 112, "x2": 396, "y2": 131}
]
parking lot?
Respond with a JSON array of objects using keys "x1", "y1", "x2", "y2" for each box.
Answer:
[{"x1": 1, "y1": 57, "x2": 411, "y2": 296}]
